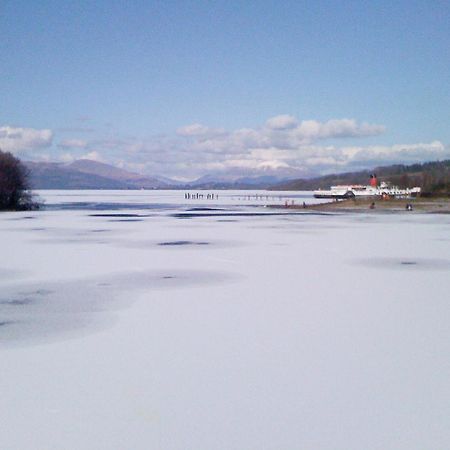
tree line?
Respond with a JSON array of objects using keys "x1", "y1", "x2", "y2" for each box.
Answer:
[
  {"x1": 0, "y1": 149, "x2": 37, "y2": 210},
  {"x1": 273, "y1": 160, "x2": 450, "y2": 194}
]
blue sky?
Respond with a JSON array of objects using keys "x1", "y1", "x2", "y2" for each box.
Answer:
[{"x1": 1, "y1": 0, "x2": 449, "y2": 179}]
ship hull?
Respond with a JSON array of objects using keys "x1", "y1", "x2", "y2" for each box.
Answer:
[{"x1": 314, "y1": 184, "x2": 421, "y2": 199}]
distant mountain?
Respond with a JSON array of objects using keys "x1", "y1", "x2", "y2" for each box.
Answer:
[
  {"x1": 65, "y1": 159, "x2": 171, "y2": 188},
  {"x1": 25, "y1": 159, "x2": 175, "y2": 189},
  {"x1": 184, "y1": 174, "x2": 298, "y2": 189},
  {"x1": 185, "y1": 167, "x2": 304, "y2": 189},
  {"x1": 272, "y1": 160, "x2": 450, "y2": 194},
  {"x1": 67, "y1": 159, "x2": 144, "y2": 181},
  {"x1": 25, "y1": 159, "x2": 298, "y2": 190}
]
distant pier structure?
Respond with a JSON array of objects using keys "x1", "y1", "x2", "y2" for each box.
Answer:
[
  {"x1": 184, "y1": 192, "x2": 219, "y2": 200},
  {"x1": 232, "y1": 194, "x2": 291, "y2": 203},
  {"x1": 183, "y1": 192, "x2": 296, "y2": 205}
]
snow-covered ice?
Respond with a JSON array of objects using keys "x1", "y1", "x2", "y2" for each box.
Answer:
[{"x1": 1, "y1": 190, "x2": 449, "y2": 450}]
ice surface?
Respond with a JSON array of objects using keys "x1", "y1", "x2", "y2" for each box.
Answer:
[{"x1": 1, "y1": 190, "x2": 449, "y2": 450}]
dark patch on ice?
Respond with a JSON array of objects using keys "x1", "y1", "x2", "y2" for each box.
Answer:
[
  {"x1": 28, "y1": 289, "x2": 53, "y2": 296},
  {"x1": 0, "y1": 321, "x2": 14, "y2": 327},
  {"x1": 217, "y1": 219, "x2": 238, "y2": 223},
  {"x1": 187, "y1": 207, "x2": 226, "y2": 212},
  {"x1": 114, "y1": 238, "x2": 239, "y2": 250},
  {"x1": 108, "y1": 219, "x2": 144, "y2": 222},
  {"x1": 172, "y1": 211, "x2": 332, "y2": 219},
  {"x1": 32, "y1": 237, "x2": 110, "y2": 245},
  {"x1": 1, "y1": 289, "x2": 53, "y2": 306},
  {"x1": 8, "y1": 216, "x2": 37, "y2": 221},
  {"x1": 90, "y1": 213, "x2": 143, "y2": 218},
  {"x1": 4, "y1": 298, "x2": 33, "y2": 306},
  {"x1": 158, "y1": 241, "x2": 209, "y2": 246},
  {"x1": 353, "y1": 257, "x2": 450, "y2": 271},
  {"x1": 0, "y1": 269, "x2": 240, "y2": 347},
  {"x1": 46, "y1": 202, "x2": 170, "y2": 212},
  {"x1": 90, "y1": 229, "x2": 110, "y2": 233}
]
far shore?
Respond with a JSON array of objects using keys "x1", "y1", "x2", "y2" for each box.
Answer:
[{"x1": 271, "y1": 197, "x2": 450, "y2": 214}]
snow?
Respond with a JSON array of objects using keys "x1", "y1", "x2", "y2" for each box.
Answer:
[{"x1": 1, "y1": 190, "x2": 449, "y2": 450}]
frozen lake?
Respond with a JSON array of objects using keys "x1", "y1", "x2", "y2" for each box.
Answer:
[{"x1": 1, "y1": 190, "x2": 449, "y2": 449}]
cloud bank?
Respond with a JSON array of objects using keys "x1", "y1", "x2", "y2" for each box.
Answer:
[
  {"x1": 104, "y1": 115, "x2": 443, "y2": 179},
  {"x1": 2, "y1": 116, "x2": 449, "y2": 180},
  {"x1": 0, "y1": 126, "x2": 53, "y2": 154}
]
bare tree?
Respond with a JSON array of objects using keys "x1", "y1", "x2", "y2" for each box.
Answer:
[{"x1": 0, "y1": 149, "x2": 36, "y2": 210}]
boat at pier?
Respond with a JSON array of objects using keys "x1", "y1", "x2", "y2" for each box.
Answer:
[{"x1": 313, "y1": 175, "x2": 421, "y2": 199}]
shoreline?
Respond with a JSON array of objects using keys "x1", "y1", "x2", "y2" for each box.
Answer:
[{"x1": 270, "y1": 197, "x2": 450, "y2": 214}]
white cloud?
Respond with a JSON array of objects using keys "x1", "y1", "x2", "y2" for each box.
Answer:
[
  {"x1": 176, "y1": 116, "x2": 385, "y2": 157},
  {"x1": 176, "y1": 123, "x2": 225, "y2": 137},
  {"x1": 339, "y1": 140, "x2": 446, "y2": 163},
  {"x1": 54, "y1": 150, "x2": 104, "y2": 164},
  {"x1": 266, "y1": 115, "x2": 298, "y2": 130},
  {"x1": 177, "y1": 123, "x2": 210, "y2": 136},
  {"x1": 59, "y1": 153, "x2": 76, "y2": 163},
  {"x1": 8, "y1": 116, "x2": 445, "y2": 181},
  {"x1": 257, "y1": 160, "x2": 291, "y2": 170},
  {"x1": 28, "y1": 116, "x2": 446, "y2": 180},
  {"x1": 305, "y1": 156, "x2": 343, "y2": 166},
  {"x1": 0, "y1": 126, "x2": 53, "y2": 153},
  {"x1": 80, "y1": 151, "x2": 103, "y2": 162},
  {"x1": 293, "y1": 141, "x2": 449, "y2": 174},
  {"x1": 293, "y1": 118, "x2": 385, "y2": 143}
]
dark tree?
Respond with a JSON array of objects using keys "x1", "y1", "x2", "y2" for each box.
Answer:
[{"x1": 0, "y1": 149, "x2": 36, "y2": 210}]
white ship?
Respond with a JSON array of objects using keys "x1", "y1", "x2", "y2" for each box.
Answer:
[{"x1": 314, "y1": 178, "x2": 421, "y2": 199}]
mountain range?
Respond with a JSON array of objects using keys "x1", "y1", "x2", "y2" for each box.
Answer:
[
  {"x1": 25, "y1": 159, "x2": 297, "y2": 190},
  {"x1": 25, "y1": 159, "x2": 173, "y2": 190},
  {"x1": 25, "y1": 158, "x2": 450, "y2": 193}
]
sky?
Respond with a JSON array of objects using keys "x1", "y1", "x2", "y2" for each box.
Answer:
[{"x1": 1, "y1": 0, "x2": 449, "y2": 180}]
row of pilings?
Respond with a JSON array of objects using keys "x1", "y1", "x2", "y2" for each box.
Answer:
[
  {"x1": 183, "y1": 192, "x2": 301, "y2": 205},
  {"x1": 184, "y1": 192, "x2": 219, "y2": 200}
]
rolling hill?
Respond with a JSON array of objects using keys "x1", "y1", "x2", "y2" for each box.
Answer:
[
  {"x1": 272, "y1": 160, "x2": 450, "y2": 194},
  {"x1": 25, "y1": 159, "x2": 173, "y2": 189}
]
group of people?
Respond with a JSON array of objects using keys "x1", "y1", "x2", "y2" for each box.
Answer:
[{"x1": 369, "y1": 202, "x2": 414, "y2": 210}]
